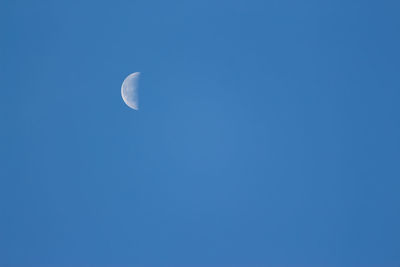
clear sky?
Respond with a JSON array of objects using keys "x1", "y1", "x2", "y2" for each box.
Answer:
[{"x1": 1, "y1": 0, "x2": 400, "y2": 266}]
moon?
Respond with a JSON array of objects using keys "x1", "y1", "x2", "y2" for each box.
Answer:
[{"x1": 121, "y1": 72, "x2": 140, "y2": 110}]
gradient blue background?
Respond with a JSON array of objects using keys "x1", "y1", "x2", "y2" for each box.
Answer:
[{"x1": 1, "y1": 0, "x2": 400, "y2": 266}]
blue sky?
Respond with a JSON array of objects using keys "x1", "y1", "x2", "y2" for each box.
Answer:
[{"x1": 1, "y1": 0, "x2": 400, "y2": 266}]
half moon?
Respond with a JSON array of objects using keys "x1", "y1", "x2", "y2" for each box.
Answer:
[{"x1": 121, "y1": 72, "x2": 140, "y2": 110}]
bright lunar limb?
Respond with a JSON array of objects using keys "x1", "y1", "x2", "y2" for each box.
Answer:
[{"x1": 121, "y1": 72, "x2": 140, "y2": 110}]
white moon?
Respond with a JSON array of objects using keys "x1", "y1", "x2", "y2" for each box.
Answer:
[{"x1": 121, "y1": 72, "x2": 140, "y2": 110}]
